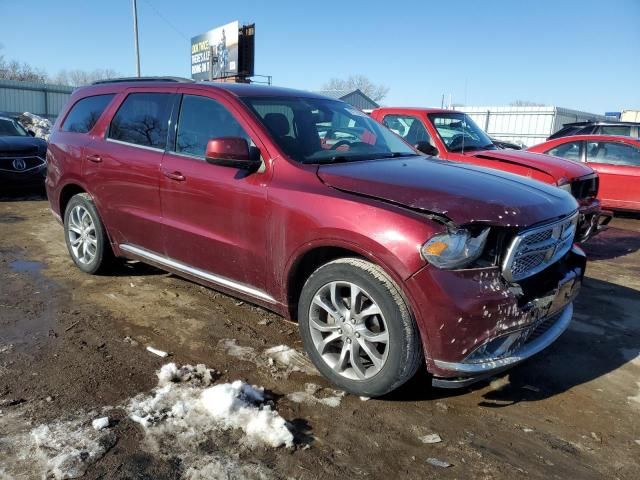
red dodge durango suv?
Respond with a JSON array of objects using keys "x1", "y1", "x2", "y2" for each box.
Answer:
[{"x1": 46, "y1": 78, "x2": 586, "y2": 396}]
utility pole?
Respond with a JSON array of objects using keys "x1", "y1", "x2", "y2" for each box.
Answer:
[{"x1": 132, "y1": 0, "x2": 141, "y2": 77}]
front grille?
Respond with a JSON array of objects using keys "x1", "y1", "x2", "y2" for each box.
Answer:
[
  {"x1": 0, "y1": 156, "x2": 46, "y2": 173},
  {"x1": 571, "y1": 174, "x2": 598, "y2": 200},
  {"x1": 502, "y1": 213, "x2": 578, "y2": 282}
]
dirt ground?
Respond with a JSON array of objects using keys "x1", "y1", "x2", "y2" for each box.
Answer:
[{"x1": 1, "y1": 195, "x2": 639, "y2": 479}]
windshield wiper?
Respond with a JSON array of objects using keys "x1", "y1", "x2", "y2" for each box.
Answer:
[
  {"x1": 301, "y1": 155, "x2": 358, "y2": 165},
  {"x1": 448, "y1": 145, "x2": 485, "y2": 153},
  {"x1": 382, "y1": 152, "x2": 416, "y2": 158}
]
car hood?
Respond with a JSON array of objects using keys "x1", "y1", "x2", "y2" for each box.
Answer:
[
  {"x1": 0, "y1": 136, "x2": 47, "y2": 157},
  {"x1": 317, "y1": 156, "x2": 578, "y2": 227},
  {"x1": 465, "y1": 149, "x2": 593, "y2": 180}
]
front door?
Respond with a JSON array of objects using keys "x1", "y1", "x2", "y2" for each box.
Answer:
[
  {"x1": 585, "y1": 140, "x2": 640, "y2": 210},
  {"x1": 159, "y1": 91, "x2": 270, "y2": 294}
]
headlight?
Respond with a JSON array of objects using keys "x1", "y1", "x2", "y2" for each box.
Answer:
[
  {"x1": 421, "y1": 228, "x2": 490, "y2": 269},
  {"x1": 557, "y1": 177, "x2": 572, "y2": 193}
]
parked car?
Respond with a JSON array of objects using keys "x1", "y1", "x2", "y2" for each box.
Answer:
[
  {"x1": 47, "y1": 78, "x2": 586, "y2": 396},
  {"x1": 547, "y1": 121, "x2": 640, "y2": 140},
  {"x1": 371, "y1": 107, "x2": 610, "y2": 240},
  {"x1": 528, "y1": 135, "x2": 640, "y2": 212},
  {"x1": 0, "y1": 115, "x2": 48, "y2": 191}
]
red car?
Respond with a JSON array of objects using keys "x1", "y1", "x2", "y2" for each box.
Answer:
[
  {"x1": 528, "y1": 135, "x2": 640, "y2": 212},
  {"x1": 46, "y1": 78, "x2": 585, "y2": 396},
  {"x1": 370, "y1": 107, "x2": 611, "y2": 240}
]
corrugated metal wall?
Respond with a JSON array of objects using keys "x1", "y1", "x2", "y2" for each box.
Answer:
[
  {"x1": 0, "y1": 79, "x2": 74, "y2": 121},
  {"x1": 453, "y1": 105, "x2": 609, "y2": 147}
]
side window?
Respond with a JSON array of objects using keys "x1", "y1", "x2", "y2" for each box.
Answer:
[
  {"x1": 175, "y1": 95, "x2": 251, "y2": 158},
  {"x1": 546, "y1": 141, "x2": 583, "y2": 162},
  {"x1": 61, "y1": 94, "x2": 114, "y2": 133},
  {"x1": 108, "y1": 93, "x2": 173, "y2": 149},
  {"x1": 598, "y1": 125, "x2": 631, "y2": 136},
  {"x1": 382, "y1": 114, "x2": 432, "y2": 145},
  {"x1": 586, "y1": 141, "x2": 640, "y2": 166}
]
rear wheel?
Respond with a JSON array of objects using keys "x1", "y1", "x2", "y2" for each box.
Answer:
[
  {"x1": 298, "y1": 258, "x2": 422, "y2": 397},
  {"x1": 64, "y1": 193, "x2": 113, "y2": 274}
]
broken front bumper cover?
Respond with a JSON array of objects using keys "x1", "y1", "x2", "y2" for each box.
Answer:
[{"x1": 431, "y1": 303, "x2": 573, "y2": 388}]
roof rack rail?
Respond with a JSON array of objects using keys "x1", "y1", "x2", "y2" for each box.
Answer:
[{"x1": 92, "y1": 76, "x2": 194, "y2": 85}]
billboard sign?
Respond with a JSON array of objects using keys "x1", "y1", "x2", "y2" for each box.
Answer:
[{"x1": 191, "y1": 21, "x2": 239, "y2": 81}]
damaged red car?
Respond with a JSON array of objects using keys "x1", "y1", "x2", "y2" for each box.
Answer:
[
  {"x1": 371, "y1": 107, "x2": 611, "y2": 241},
  {"x1": 47, "y1": 79, "x2": 585, "y2": 396}
]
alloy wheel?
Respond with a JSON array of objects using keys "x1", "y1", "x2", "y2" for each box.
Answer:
[
  {"x1": 308, "y1": 281, "x2": 390, "y2": 380},
  {"x1": 67, "y1": 205, "x2": 98, "y2": 265}
]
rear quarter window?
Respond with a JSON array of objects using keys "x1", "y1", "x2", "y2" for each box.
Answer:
[{"x1": 61, "y1": 94, "x2": 115, "y2": 133}]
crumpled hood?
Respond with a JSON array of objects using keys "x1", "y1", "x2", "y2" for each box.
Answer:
[
  {"x1": 0, "y1": 136, "x2": 47, "y2": 156},
  {"x1": 317, "y1": 156, "x2": 578, "y2": 227},
  {"x1": 466, "y1": 149, "x2": 593, "y2": 180}
]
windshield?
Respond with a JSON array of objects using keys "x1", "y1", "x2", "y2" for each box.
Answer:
[
  {"x1": 242, "y1": 96, "x2": 416, "y2": 163},
  {"x1": 428, "y1": 113, "x2": 495, "y2": 153},
  {"x1": 0, "y1": 118, "x2": 29, "y2": 137}
]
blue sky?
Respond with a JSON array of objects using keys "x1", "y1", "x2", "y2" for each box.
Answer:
[{"x1": 1, "y1": 0, "x2": 639, "y2": 113}]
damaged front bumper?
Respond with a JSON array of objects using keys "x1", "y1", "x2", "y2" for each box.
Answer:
[
  {"x1": 576, "y1": 198, "x2": 612, "y2": 242},
  {"x1": 405, "y1": 245, "x2": 586, "y2": 388}
]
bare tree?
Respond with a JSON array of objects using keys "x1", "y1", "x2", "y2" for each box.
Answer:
[
  {"x1": 510, "y1": 100, "x2": 547, "y2": 107},
  {"x1": 0, "y1": 53, "x2": 47, "y2": 82},
  {"x1": 322, "y1": 75, "x2": 389, "y2": 102},
  {"x1": 50, "y1": 68, "x2": 120, "y2": 87}
]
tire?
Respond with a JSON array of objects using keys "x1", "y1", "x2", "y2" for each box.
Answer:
[
  {"x1": 298, "y1": 258, "x2": 423, "y2": 397},
  {"x1": 63, "y1": 193, "x2": 113, "y2": 274}
]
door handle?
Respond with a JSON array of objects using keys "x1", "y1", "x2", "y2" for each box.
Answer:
[
  {"x1": 163, "y1": 170, "x2": 186, "y2": 181},
  {"x1": 86, "y1": 154, "x2": 102, "y2": 163}
]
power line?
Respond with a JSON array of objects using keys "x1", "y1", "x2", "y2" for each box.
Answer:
[{"x1": 140, "y1": 0, "x2": 189, "y2": 41}]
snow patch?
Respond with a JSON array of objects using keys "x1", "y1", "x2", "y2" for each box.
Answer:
[
  {"x1": 286, "y1": 383, "x2": 345, "y2": 408},
  {"x1": 17, "y1": 112, "x2": 52, "y2": 140},
  {"x1": 127, "y1": 363, "x2": 294, "y2": 448},
  {"x1": 219, "y1": 339, "x2": 319, "y2": 377},
  {"x1": 0, "y1": 410, "x2": 116, "y2": 480}
]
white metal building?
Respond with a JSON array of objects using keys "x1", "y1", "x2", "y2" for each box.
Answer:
[{"x1": 452, "y1": 105, "x2": 609, "y2": 147}]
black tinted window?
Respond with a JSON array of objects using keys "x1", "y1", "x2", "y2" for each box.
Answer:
[
  {"x1": 61, "y1": 94, "x2": 114, "y2": 133},
  {"x1": 383, "y1": 114, "x2": 432, "y2": 145},
  {"x1": 175, "y1": 95, "x2": 250, "y2": 157},
  {"x1": 108, "y1": 93, "x2": 172, "y2": 149}
]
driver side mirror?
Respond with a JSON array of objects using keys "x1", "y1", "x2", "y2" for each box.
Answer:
[
  {"x1": 415, "y1": 141, "x2": 439, "y2": 157},
  {"x1": 205, "y1": 137, "x2": 261, "y2": 171},
  {"x1": 28, "y1": 129, "x2": 36, "y2": 137}
]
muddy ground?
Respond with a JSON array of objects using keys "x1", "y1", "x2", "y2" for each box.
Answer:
[{"x1": 0, "y1": 195, "x2": 639, "y2": 479}]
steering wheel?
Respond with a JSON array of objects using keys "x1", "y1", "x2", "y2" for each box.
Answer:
[
  {"x1": 331, "y1": 140, "x2": 353, "y2": 150},
  {"x1": 447, "y1": 134, "x2": 467, "y2": 150}
]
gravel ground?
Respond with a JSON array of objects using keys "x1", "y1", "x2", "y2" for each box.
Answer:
[{"x1": 1, "y1": 195, "x2": 639, "y2": 479}]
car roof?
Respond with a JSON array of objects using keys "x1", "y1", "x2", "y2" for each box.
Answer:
[
  {"x1": 75, "y1": 78, "x2": 331, "y2": 101},
  {"x1": 373, "y1": 107, "x2": 463, "y2": 114},
  {"x1": 563, "y1": 121, "x2": 640, "y2": 127},
  {"x1": 546, "y1": 134, "x2": 640, "y2": 145}
]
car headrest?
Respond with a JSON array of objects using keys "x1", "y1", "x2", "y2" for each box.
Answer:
[{"x1": 263, "y1": 113, "x2": 290, "y2": 137}]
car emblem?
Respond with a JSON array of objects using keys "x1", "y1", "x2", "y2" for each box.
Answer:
[{"x1": 12, "y1": 158, "x2": 27, "y2": 171}]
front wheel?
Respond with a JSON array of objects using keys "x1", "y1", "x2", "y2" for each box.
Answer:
[{"x1": 298, "y1": 258, "x2": 423, "y2": 397}]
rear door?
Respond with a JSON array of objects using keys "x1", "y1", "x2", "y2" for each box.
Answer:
[
  {"x1": 82, "y1": 89, "x2": 176, "y2": 252},
  {"x1": 585, "y1": 140, "x2": 640, "y2": 210},
  {"x1": 159, "y1": 89, "x2": 271, "y2": 293}
]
